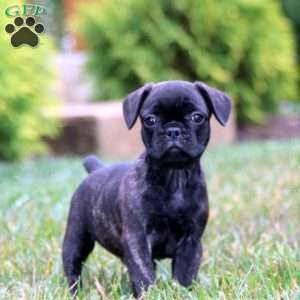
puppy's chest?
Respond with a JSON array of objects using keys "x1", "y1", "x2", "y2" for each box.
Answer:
[
  {"x1": 145, "y1": 187, "x2": 198, "y2": 258},
  {"x1": 146, "y1": 170, "x2": 199, "y2": 216},
  {"x1": 144, "y1": 181, "x2": 199, "y2": 231},
  {"x1": 142, "y1": 168, "x2": 203, "y2": 255}
]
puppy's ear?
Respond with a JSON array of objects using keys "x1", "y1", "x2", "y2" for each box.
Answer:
[
  {"x1": 194, "y1": 81, "x2": 231, "y2": 126},
  {"x1": 122, "y1": 83, "x2": 154, "y2": 129}
]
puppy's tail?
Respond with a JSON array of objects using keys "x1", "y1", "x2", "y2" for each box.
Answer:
[{"x1": 83, "y1": 155, "x2": 103, "y2": 174}]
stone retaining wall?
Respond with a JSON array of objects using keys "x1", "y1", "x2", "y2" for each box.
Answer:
[{"x1": 47, "y1": 102, "x2": 236, "y2": 159}]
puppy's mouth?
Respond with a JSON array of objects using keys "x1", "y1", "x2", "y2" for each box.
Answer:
[
  {"x1": 165, "y1": 141, "x2": 185, "y2": 152},
  {"x1": 148, "y1": 141, "x2": 205, "y2": 162},
  {"x1": 167, "y1": 145, "x2": 182, "y2": 153},
  {"x1": 162, "y1": 142, "x2": 206, "y2": 160},
  {"x1": 161, "y1": 144, "x2": 191, "y2": 161}
]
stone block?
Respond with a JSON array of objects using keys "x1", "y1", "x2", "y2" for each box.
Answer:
[{"x1": 47, "y1": 102, "x2": 236, "y2": 159}]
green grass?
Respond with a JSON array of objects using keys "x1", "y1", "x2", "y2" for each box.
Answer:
[{"x1": 0, "y1": 140, "x2": 300, "y2": 300}]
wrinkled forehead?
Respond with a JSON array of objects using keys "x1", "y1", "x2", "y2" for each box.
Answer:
[{"x1": 141, "y1": 82, "x2": 209, "y2": 116}]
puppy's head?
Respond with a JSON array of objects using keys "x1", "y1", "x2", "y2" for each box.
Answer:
[{"x1": 123, "y1": 80, "x2": 231, "y2": 163}]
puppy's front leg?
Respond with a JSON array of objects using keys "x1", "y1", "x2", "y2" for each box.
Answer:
[
  {"x1": 122, "y1": 228, "x2": 155, "y2": 298},
  {"x1": 172, "y1": 236, "x2": 202, "y2": 287}
]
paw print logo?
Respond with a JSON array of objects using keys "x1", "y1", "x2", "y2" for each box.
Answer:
[{"x1": 5, "y1": 16, "x2": 45, "y2": 48}]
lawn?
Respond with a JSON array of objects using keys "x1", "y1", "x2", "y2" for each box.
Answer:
[{"x1": 0, "y1": 140, "x2": 299, "y2": 300}]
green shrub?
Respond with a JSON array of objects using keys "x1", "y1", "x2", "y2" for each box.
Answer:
[
  {"x1": 282, "y1": 0, "x2": 300, "y2": 58},
  {"x1": 76, "y1": 0, "x2": 298, "y2": 124},
  {"x1": 0, "y1": 1, "x2": 58, "y2": 161}
]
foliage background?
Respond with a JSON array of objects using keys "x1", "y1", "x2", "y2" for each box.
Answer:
[
  {"x1": 282, "y1": 0, "x2": 300, "y2": 63},
  {"x1": 76, "y1": 0, "x2": 299, "y2": 124},
  {"x1": 0, "y1": 0, "x2": 58, "y2": 161}
]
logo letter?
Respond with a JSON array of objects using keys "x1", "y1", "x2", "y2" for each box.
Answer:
[
  {"x1": 23, "y1": 4, "x2": 35, "y2": 16},
  {"x1": 5, "y1": 5, "x2": 20, "y2": 17},
  {"x1": 35, "y1": 6, "x2": 47, "y2": 17}
]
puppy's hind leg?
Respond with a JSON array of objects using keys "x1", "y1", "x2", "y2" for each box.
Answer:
[{"x1": 62, "y1": 214, "x2": 95, "y2": 296}]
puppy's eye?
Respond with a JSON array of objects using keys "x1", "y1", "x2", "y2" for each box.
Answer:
[
  {"x1": 144, "y1": 115, "x2": 156, "y2": 127},
  {"x1": 191, "y1": 112, "x2": 205, "y2": 124}
]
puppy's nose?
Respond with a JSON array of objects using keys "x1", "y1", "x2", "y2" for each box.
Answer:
[{"x1": 166, "y1": 127, "x2": 181, "y2": 139}]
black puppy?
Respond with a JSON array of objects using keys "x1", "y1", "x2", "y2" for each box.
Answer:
[{"x1": 62, "y1": 80, "x2": 231, "y2": 298}]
